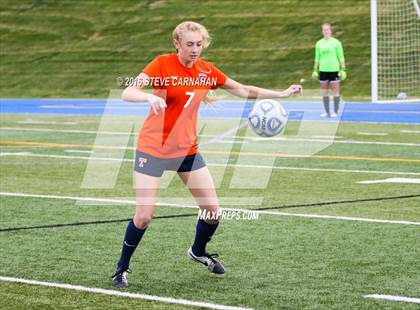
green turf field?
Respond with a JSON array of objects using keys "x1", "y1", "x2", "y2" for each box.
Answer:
[
  {"x1": 0, "y1": 0, "x2": 370, "y2": 99},
  {"x1": 0, "y1": 114, "x2": 419, "y2": 309}
]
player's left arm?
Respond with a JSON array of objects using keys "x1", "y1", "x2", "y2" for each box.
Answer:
[
  {"x1": 221, "y1": 77, "x2": 301, "y2": 99},
  {"x1": 337, "y1": 41, "x2": 347, "y2": 80}
]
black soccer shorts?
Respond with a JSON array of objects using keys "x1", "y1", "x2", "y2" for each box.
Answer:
[
  {"x1": 319, "y1": 71, "x2": 340, "y2": 83},
  {"x1": 134, "y1": 150, "x2": 206, "y2": 177}
]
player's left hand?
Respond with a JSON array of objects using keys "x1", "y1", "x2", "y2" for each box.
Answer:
[
  {"x1": 287, "y1": 84, "x2": 303, "y2": 96},
  {"x1": 339, "y1": 70, "x2": 347, "y2": 81}
]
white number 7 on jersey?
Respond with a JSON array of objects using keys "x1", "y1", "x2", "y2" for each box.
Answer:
[{"x1": 184, "y1": 91, "x2": 194, "y2": 108}]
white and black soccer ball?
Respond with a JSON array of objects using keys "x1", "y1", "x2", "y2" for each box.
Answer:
[
  {"x1": 248, "y1": 99, "x2": 288, "y2": 137},
  {"x1": 397, "y1": 92, "x2": 407, "y2": 100}
]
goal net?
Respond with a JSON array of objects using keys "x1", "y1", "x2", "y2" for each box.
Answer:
[{"x1": 371, "y1": 0, "x2": 420, "y2": 102}]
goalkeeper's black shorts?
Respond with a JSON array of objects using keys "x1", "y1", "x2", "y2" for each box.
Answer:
[{"x1": 319, "y1": 71, "x2": 339, "y2": 82}]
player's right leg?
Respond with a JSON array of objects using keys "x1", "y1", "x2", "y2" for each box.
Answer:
[
  {"x1": 112, "y1": 151, "x2": 162, "y2": 288},
  {"x1": 319, "y1": 72, "x2": 330, "y2": 117}
]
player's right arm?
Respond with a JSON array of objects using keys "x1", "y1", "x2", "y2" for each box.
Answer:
[
  {"x1": 122, "y1": 72, "x2": 167, "y2": 114},
  {"x1": 312, "y1": 42, "x2": 320, "y2": 79}
]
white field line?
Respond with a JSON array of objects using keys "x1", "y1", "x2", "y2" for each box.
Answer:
[
  {"x1": 358, "y1": 178, "x2": 420, "y2": 184},
  {"x1": 204, "y1": 120, "x2": 249, "y2": 145},
  {"x1": 312, "y1": 135, "x2": 343, "y2": 139},
  {"x1": 357, "y1": 132, "x2": 389, "y2": 136},
  {"x1": 400, "y1": 130, "x2": 420, "y2": 133},
  {"x1": 35, "y1": 103, "x2": 420, "y2": 114},
  {"x1": 364, "y1": 294, "x2": 420, "y2": 304},
  {"x1": 1, "y1": 192, "x2": 420, "y2": 226},
  {"x1": 0, "y1": 276, "x2": 253, "y2": 310},
  {"x1": 0, "y1": 192, "x2": 195, "y2": 209},
  {"x1": 65, "y1": 149, "x2": 94, "y2": 154},
  {"x1": 0, "y1": 126, "x2": 129, "y2": 136},
  {"x1": 413, "y1": 0, "x2": 420, "y2": 18},
  {"x1": 1, "y1": 152, "x2": 420, "y2": 176},
  {"x1": 1, "y1": 126, "x2": 419, "y2": 147},
  {"x1": 18, "y1": 120, "x2": 78, "y2": 125},
  {"x1": 223, "y1": 135, "x2": 419, "y2": 147}
]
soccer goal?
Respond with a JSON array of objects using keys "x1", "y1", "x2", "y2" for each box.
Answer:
[{"x1": 371, "y1": 0, "x2": 420, "y2": 102}]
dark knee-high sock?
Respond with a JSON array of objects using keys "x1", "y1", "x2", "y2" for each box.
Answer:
[
  {"x1": 322, "y1": 96, "x2": 330, "y2": 114},
  {"x1": 192, "y1": 219, "x2": 219, "y2": 256},
  {"x1": 117, "y1": 219, "x2": 146, "y2": 270},
  {"x1": 333, "y1": 96, "x2": 340, "y2": 113}
]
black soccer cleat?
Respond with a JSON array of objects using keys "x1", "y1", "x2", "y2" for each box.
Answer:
[
  {"x1": 111, "y1": 266, "x2": 131, "y2": 288},
  {"x1": 187, "y1": 247, "x2": 225, "y2": 274}
]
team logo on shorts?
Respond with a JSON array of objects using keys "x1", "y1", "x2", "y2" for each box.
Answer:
[{"x1": 138, "y1": 157, "x2": 148, "y2": 167}]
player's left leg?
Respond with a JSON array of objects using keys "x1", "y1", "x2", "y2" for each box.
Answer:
[
  {"x1": 320, "y1": 81, "x2": 330, "y2": 117},
  {"x1": 331, "y1": 79, "x2": 341, "y2": 117},
  {"x1": 178, "y1": 166, "x2": 225, "y2": 274}
]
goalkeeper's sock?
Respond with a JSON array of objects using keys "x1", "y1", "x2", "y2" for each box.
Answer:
[
  {"x1": 192, "y1": 219, "x2": 219, "y2": 256},
  {"x1": 333, "y1": 96, "x2": 340, "y2": 113},
  {"x1": 322, "y1": 96, "x2": 330, "y2": 114},
  {"x1": 117, "y1": 219, "x2": 146, "y2": 270}
]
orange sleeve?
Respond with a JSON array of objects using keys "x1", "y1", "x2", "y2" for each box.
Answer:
[
  {"x1": 142, "y1": 56, "x2": 162, "y2": 78},
  {"x1": 211, "y1": 65, "x2": 227, "y2": 89}
]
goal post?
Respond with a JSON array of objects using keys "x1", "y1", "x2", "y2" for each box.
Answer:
[{"x1": 371, "y1": 0, "x2": 420, "y2": 103}]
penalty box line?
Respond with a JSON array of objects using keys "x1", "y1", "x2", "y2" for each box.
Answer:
[
  {"x1": 1, "y1": 192, "x2": 419, "y2": 226},
  {"x1": 0, "y1": 276, "x2": 253, "y2": 310}
]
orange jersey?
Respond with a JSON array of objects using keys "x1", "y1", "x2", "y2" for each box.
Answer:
[{"x1": 137, "y1": 53, "x2": 227, "y2": 158}]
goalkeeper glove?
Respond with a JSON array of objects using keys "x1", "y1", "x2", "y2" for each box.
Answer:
[
  {"x1": 312, "y1": 71, "x2": 319, "y2": 80},
  {"x1": 339, "y1": 70, "x2": 347, "y2": 81}
]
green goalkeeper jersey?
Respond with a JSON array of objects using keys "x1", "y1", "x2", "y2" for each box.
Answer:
[{"x1": 314, "y1": 37, "x2": 345, "y2": 72}]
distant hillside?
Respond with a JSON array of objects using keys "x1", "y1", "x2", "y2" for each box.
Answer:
[{"x1": 0, "y1": 0, "x2": 371, "y2": 99}]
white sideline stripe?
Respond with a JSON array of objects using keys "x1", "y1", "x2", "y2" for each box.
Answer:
[
  {"x1": 0, "y1": 276, "x2": 253, "y2": 310},
  {"x1": 18, "y1": 120, "x2": 78, "y2": 125},
  {"x1": 365, "y1": 294, "x2": 420, "y2": 304},
  {"x1": 312, "y1": 135, "x2": 343, "y2": 139},
  {"x1": 1, "y1": 192, "x2": 419, "y2": 226},
  {"x1": 357, "y1": 132, "x2": 388, "y2": 136},
  {"x1": 204, "y1": 120, "x2": 248, "y2": 145},
  {"x1": 1, "y1": 126, "x2": 129, "y2": 136},
  {"x1": 1, "y1": 152, "x2": 420, "y2": 176},
  {"x1": 201, "y1": 134, "x2": 420, "y2": 147},
  {"x1": 0, "y1": 152, "x2": 32, "y2": 156},
  {"x1": 208, "y1": 162, "x2": 420, "y2": 176},
  {"x1": 2, "y1": 126, "x2": 420, "y2": 147},
  {"x1": 64, "y1": 149, "x2": 95, "y2": 154},
  {"x1": 0, "y1": 192, "x2": 194, "y2": 209},
  {"x1": 413, "y1": 0, "x2": 420, "y2": 18},
  {"x1": 400, "y1": 130, "x2": 420, "y2": 133},
  {"x1": 358, "y1": 178, "x2": 420, "y2": 184}
]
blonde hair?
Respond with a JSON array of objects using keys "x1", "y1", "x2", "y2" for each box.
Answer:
[
  {"x1": 173, "y1": 21, "x2": 217, "y2": 105},
  {"x1": 322, "y1": 23, "x2": 332, "y2": 30},
  {"x1": 172, "y1": 21, "x2": 211, "y2": 48}
]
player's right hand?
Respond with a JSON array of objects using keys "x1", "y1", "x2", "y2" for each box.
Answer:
[
  {"x1": 147, "y1": 94, "x2": 167, "y2": 114},
  {"x1": 287, "y1": 84, "x2": 303, "y2": 96},
  {"x1": 312, "y1": 71, "x2": 319, "y2": 80}
]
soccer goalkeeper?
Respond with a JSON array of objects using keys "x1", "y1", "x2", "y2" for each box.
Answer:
[{"x1": 312, "y1": 23, "x2": 346, "y2": 117}]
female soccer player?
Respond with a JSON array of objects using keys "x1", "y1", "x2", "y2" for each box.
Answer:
[
  {"x1": 312, "y1": 23, "x2": 346, "y2": 117},
  {"x1": 112, "y1": 21, "x2": 302, "y2": 288}
]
